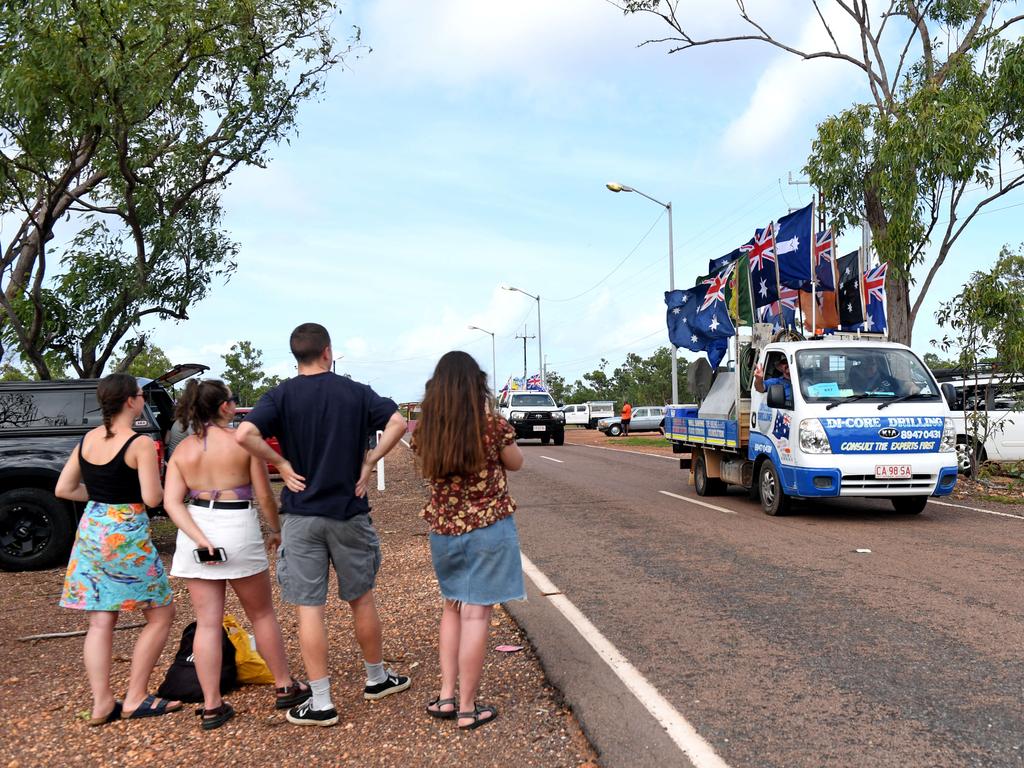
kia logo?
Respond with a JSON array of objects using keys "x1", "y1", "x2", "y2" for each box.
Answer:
[{"x1": 878, "y1": 427, "x2": 899, "y2": 439}]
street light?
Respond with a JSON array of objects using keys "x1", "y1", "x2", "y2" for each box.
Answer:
[
  {"x1": 606, "y1": 181, "x2": 678, "y2": 404},
  {"x1": 502, "y1": 285, "x2": 543, "y2": 388},
  {"x1": 332, "y1": 354, "x2": 344, "y2": 373},
  {"x1": 467, "y1": 325, "x2": 497, "y2": 398}
]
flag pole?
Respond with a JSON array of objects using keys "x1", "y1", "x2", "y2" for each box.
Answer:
[
  {"x1": 770, "y1": 222, "x2": 785, "y2": 330},
  {"x1": 809, "y1": 198, "x2": 817, "y2": 335}
]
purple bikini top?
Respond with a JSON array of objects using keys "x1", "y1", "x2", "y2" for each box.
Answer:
[{"x1": 188, "y1": 484, "x2": 254, "y2": 501}]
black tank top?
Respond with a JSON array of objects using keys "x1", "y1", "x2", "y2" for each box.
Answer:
[{"x1": 79, "y1": 433, "x2": 144, "y2": 504}]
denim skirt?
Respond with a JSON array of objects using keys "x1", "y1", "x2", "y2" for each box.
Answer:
[{"x1": 429, "y1": 515, "x2": 526, "y2": 605}]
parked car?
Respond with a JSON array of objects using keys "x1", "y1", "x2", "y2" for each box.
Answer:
[
  {"x1": 232, "y1": 406, "x2": 282, "y2": 478},
  {"x1": 562, "y1": 401, "x2": 615, "y2": 429},
  {"x1": 0, "y1": 364, "x2": 207, "y2": 571},
  {"x1": 598, "y1": 406, "x2": 667, "y2": 437},
  {"x1": 932, "y1": 369, "x2": 1024, "y2": 474}
]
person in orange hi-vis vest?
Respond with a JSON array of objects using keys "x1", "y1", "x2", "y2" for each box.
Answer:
[{"x1": 620, "y1": 402, "x2": 632, "y2": 436}]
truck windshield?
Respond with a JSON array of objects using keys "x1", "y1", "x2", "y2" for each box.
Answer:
[
  {"x1": 511, "y1": 394, "x2": 556, "y2": 407},
  {"x1": 795, "y1": 348, "x2": 940, "y2": 404}
]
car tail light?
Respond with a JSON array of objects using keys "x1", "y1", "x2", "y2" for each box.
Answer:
[{"x1": 154, "y1": 439, "x2": 166, "y2": 475}]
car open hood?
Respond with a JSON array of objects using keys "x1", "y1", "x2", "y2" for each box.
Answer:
[{"x1": 148, "y1": 363, "x2": 209, "y2": 387}]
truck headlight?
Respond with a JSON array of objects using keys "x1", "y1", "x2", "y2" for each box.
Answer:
[
  {"x1": 940, "y1": 417, "x2": 955, "y2": 452},
  {"x1": 510, "y1": 411, "x2": 525, "y2": 421},
  {"x1": 552, "y1": 411, "x2": 564, "y2": 421},
  {"x1": 799, "y1": 418, "x2": 831, "y2": 454}
]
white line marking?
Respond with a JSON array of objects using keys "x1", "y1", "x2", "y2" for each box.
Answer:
[
  {"x1": 572, "y1": 443, "x2": 678, "y2": 460},
  {"x1": 659, "y1": 490, "x2": 738, "y2": 515},
  {"x1": 929, "y1": 499, "x2": 1023, "y2": 520},
  {"x1": 520, "y1": 554, "x2": 731, "y2": 768},
  {"x1": 539, "y1": 455, "x2": 564, "y2": 463},
  {"x1": 400, "y1": 437, "x2": 411, "y2": 448}
]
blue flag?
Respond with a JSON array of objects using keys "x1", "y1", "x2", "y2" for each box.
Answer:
[
  {"x1": 743, "y1": 229, "x2": 779, "y2": 308},
  {"x1": 708, "y1": 247, "x2": 743, "y2": 275},
  {"x1": 665, "y1": 269, "x2": 736, "y2": 370},
  {"x1": 775, "y1": 202, "x2": 813, "y2": 289}
]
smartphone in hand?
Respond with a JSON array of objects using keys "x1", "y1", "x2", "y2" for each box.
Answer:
[{"x1": 193, "y1": 547, "x2": 228, "y2": 564}]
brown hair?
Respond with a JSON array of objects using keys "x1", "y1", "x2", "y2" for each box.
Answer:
[
  {"x1": 290, "y1": 323, "x2": 331, "y2": 365},
  {"x1": 416, "y1": 351, "x2": 490, "y2": 479},
  {"x1": 175, "y1": 379, "x2": 231, "y2": 438},
  {"x1": 96, "y1": 373, "x2": 140, "y2": 439}
]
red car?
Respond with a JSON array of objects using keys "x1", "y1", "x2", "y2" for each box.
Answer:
[{"x1": 232, "y1": 407, "x2": 282, "y2": 479}]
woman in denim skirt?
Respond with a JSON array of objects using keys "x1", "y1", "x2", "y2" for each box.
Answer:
[{"x1": 412, "y1": 351, "x2": 525, "y2": 730}]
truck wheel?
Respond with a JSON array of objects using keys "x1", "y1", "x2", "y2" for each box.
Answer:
[
  {"x1": 608, "y1": 424, "x2": 622, "y2": 437},
  {"x1": 541, "y1": 436, "x2": 551, "y2": 445},
  {"x1": 553, "y1": 431, "x2": 565, "y2": 446},
  {"x1": 586, "y1": 420, "x2": 596, "y2": 430},
  {"x1": 758, "y1": 461, "x2": 790, "y2": 516},
  {"x1": 0, "y1": 488, "x2": 75, "y2": 571},
  {"x1": 693, "y1": 454, "x2": 725, "y2": 496},
  {"x1": 891, "y1": 496, "x2": 929, "y2": 515}
]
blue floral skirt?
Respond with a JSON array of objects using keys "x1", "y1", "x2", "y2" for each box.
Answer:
[
  {"x1": 429, "y1": 515, "x2": 526, "y2": 605},
  {"x1": 59, "y1": 502, "x2": 173, "y2": 612}
]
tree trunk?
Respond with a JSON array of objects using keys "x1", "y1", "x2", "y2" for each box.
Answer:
[{"x1": 886, "y1": 272, "x2": 912, "y2": 346}]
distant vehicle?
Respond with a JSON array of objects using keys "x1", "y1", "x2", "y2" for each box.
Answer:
[
  {"x1": 0, "y1": 364, "x2": 208, "y2": 571},
  {"x1": 497, "y1": 389, "x2": 565, "y2": 445},
  {"x1": 232, "y1": 407, "x2": 282, "y2": 478},
  {"x1": 930, "y1": 369, "x2": 1024, "y2": 474},
  {"x1": 599, "y1": 406, "x2": 667, "y2": 437},
  {"x1": 562, "y1": 401, "x2": 615, "y2": 429}
]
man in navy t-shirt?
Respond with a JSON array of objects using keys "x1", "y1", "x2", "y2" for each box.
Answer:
[{"x1": 236, "y1": 323, "x2": 409, "y2": 727}]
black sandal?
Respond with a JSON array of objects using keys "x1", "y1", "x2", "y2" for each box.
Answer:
[
  {"x1": 275, "y1": 678, "x2": 311, "y2": 710},
  {"x1": 199, "y1": 702, "x2": 235, "y2": 731},
  {"x1": 426, "y1": 695, "x2": 458, "y2": 720},
  {"x1": 457, "y1": 703, "x2": 498, "y2": 730}
]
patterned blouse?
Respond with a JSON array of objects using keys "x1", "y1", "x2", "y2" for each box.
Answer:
[{"x1": 415, "y1": 414, "x2": 518, "y2": 536}]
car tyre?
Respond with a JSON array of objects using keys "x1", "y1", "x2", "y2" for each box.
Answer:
[
  {"x1": 608, "y1": 424, "x2": 623, "y2": 437},
  {"x1": 541, "y1": 436, "x2": 550, "y2": 445},
  {"x1": 693, "y1": 453, "x2": 725, "y2": 496},
  {"x1": 891, "y1": 496, "x2": 929, "y2": 515},
  {"x1": 758, "y1": 461, "x2": 790, "y2": 516},
  {"x1": 553, "y1": 431, "x2": 564, "y2": 446},
  {"x1": 0, "y1": 488, "x2": 75, "y2": 571}
]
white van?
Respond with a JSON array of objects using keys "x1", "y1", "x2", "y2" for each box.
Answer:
[
  {"x1": 562, "y1": 401, "x2": 615, "y2": 429},
  {"x1": 934, "y1": 372, "x2": 1024, "y2": 473}
]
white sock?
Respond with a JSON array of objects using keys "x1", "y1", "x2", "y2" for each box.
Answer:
[
  {"x1": 309, "y1": 676, "x2": 333, "y2": 711},
  {"x1": 364, "y1": 661, "x2": 387, "y2": 686}
]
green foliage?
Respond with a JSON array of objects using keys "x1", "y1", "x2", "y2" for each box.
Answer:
[
  {"x1": 561, "y1": 347, "x2": 692, "y2": 406},
  {"x1": 544, "y1": 370, "x2": 568, "y2": 404},
  {"x1": 110, "y1": 339, "x2": 171, "y2": 380},
  {"x1": 0, "y1": 0, "x2": 360, "y2": 378},
  {"x1": 221, "y1": 341, "x2": 266, "y2": 407}
]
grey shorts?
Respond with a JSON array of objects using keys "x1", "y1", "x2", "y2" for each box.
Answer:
[{"x1": 277, "y1": 514, "x2": 382, "y2": 605}]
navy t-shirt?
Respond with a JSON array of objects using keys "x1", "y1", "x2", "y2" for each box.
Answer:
[{"x1": 244, "y1": 372, "x2": 397, "y2": 520}]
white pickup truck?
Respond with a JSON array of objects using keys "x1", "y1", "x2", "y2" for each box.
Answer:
[
  {"x1": 497, "y1": 389, "x2": 565, "y2": 445},
  {"x1": 561, "y1": 401, "x2": 614, "y2": 429}
]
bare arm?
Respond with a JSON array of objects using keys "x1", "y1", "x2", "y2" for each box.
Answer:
[
  {"x1": 753, "y1": 362, "x2": 766, "y2": 393},
  {"x1": 236, "y1": 421, "x2": 305, "y2": 493},
  {"x1": 500, "y1": 442, "x2": 524, "y2": 472},
  {"x1": 162, "y1": 459, "x2": 214, "y2": 554},
  {"x1": 55, "y1": 445, "x2": 89, "y2": 502},
  {"x1": 250, "y1": 456, "x2": 281, "y2": 554},
  {"x1": 132, "y1": 437, "x2": 163, "y2": 508},
  {"x1": 356, "y1": 411, "x2": 408, "y2": 497}
]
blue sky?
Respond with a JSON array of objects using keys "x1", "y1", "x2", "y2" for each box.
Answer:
[{"x1": 148, "y1": 0, "x2": 1023, "y2": 402}]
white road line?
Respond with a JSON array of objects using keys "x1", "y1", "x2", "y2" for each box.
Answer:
[
  {"x1": 539, "y1": 455, "x2": 564, "y2": 463},
  {"x1": 659, "y1": 490, "x2": 738, "y2": 515},
  {"x1": 572, "y1": 443, "x2": 678, "y2": 460},
  {"x1": 929, "y1": 499, "x2": 1023, "y2": 520},
  {"x1": 520, "y1": 554, "x2": 731, "y2": 768},
  {"x1": 400, "y1": 437, "x2": 411, "y2": 448}
]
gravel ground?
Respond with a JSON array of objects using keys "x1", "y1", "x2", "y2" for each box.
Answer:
[{"x1": 0, "y1": 446, "x2": 598, "y2": 768}]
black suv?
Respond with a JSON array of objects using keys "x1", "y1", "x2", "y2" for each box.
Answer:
[{"x1": 0, "y1": 364, "x2": 207, "y2": 571}]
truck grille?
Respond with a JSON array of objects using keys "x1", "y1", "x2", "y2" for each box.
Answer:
[
  {"x1": 840, "y1": 473, "x2": 935, "y2": 491},
  {"x1": 526, "y1": 412, "x2": 550, "y2": 421}
]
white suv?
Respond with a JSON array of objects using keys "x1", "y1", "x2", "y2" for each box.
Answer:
[
  {"x1": 935, "y1": 372, "x2": 1024, "y2": 473},
  {"x1": 497, "y1": 391, "x2": 565, "y2": 445}
]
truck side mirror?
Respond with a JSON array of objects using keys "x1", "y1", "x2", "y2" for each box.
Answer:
[
  {"x1": 940, "y1": 382, "x2": 957, "y2": 409},
  {"x1": 767, "y1": 383, "x2": 789, "y2": 409}
]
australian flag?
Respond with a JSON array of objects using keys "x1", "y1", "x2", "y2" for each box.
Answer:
[
  {"x1": 813, "y1": 230, "x2": 835, "y2": 291},
  {"x1": 743, "y1": 228, "x2": 779, "y2": 309},
  {"x1": 862, "y1": 262, "x2": 888, "y2": 334},
  {"x1": 708, "y1": 246, "x2": 743, "y2": 275},
  {"x1": 772, "y1": 411, "x2": 791, "y2": 441},
  {"x1": 775, "y1": 202, "x2": 813, "y2": 289},
  {"x1": 526, "y1": 373, "x2": 544, "y2": 390},
  {"x1": 665, "y1": 270, "x2": 736, "y2": 369},
  {"x1": 837, "y1": 249, "x2": 865, "y2": 328}
]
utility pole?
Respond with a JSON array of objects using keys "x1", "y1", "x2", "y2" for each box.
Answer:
[{"x1": 515, "y1": 326, "x2": 535, "y2": 379}]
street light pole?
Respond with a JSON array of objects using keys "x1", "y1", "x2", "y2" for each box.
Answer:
[
  {"x1": 503, "y1": 286, "x2": 543, "y2": 388},
  {"x1": 606, "y1": 182, "x2": 678, "y2": 404},
  {"x1": 467, "y1": 325, "x2": 497, "y2": 398},
  {"x1": 332, "y1": 354, "x2": 344, "y2": 373}
]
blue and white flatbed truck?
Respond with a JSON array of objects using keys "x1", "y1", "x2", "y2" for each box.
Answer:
[{"x1": 665, "y1": 336, "x2": 959, "y2": 515}]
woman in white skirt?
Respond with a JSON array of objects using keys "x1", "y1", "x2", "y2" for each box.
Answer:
[{"x1": 165, "y1": 379, "x2": 310, "y2": 730}]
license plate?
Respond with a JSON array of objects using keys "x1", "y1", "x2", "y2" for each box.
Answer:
[
  {"x1": 532, "y1": 425, "x2": 546, "y2": 432},
  {"x1": 875, "y1": 464, "x2": 912, "y2": 479}
]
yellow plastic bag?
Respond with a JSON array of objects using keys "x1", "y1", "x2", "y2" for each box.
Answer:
[{"x1": 223, "y1": 614, "x2": 275, "y2": 685}]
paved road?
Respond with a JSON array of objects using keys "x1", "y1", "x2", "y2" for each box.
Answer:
[{"x1": 505, "y1": 442, "x2": 1024, "y2": 768}]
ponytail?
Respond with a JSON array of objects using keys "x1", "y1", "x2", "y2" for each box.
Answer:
[
  {"x1": 175, "y1": 379, "x2": 230, "y2": 437},
  {"x1": 95, "y1": 373, "x2": 139, "y2": 439}
]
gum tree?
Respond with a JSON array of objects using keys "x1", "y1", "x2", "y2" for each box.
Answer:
[
  {"x1": 0, "y1": 0, "x2": 361, "y2": 377},
  {"x1": 618, "y1": 1, "x2": 1024, "y2": 344}
]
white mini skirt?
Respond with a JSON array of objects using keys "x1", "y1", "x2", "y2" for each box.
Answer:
[{"x1": 170, "y1": 503, "x2": 269, "y2": 580}]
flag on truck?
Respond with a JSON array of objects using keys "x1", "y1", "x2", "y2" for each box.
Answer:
[
  {"x1": 743, "y1": 227, "x2": 780, "y2": 308},
  {"x1": 705, "y1": 246, "x2": 754, "y2": 326},
  {"x1": 775, "y1": 202, "x2": 814, "y2": 289},
  {"x1": 665, "y1": 271, "x2": 736, "y2": 369},
  {"x1": 862, "y1": 262, "x2": 888, "y2": 334},
  {"x1": 837, "y1": 249, "x2": 865, "y2": 328}
]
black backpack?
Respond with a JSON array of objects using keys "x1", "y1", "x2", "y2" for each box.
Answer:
[{"x1": 156, "y1": 621, "x2": 238, "y2": 703}]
